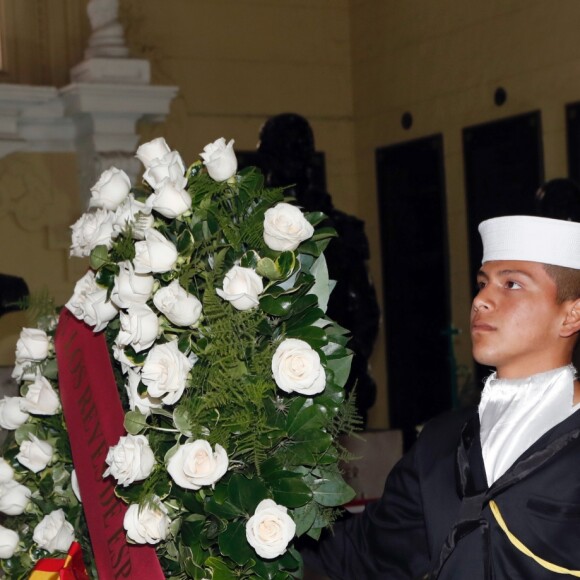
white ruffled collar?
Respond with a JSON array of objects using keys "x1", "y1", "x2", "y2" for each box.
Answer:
[{"x1": 478, "y1": 365, "x2": 577, "y2": 485}]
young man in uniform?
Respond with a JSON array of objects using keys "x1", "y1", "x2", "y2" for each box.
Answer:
[{"x1": 304, "y1": 215, "x2": 580, "y2": 579}]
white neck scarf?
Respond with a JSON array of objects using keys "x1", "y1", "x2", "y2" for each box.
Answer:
[{"x1": 478, "y1": 365, "x2": 577, "y2": 486}]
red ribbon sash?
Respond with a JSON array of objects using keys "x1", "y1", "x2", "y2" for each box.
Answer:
[{"x1": 55, "y1": 309, "x2": 164, "y2": 580}]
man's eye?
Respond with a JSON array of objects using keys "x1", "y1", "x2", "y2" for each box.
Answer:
[
  {"x1": 477, "y1": 281, "x2": 486, "y2": 289},
  {"x1": 506, "y1": 281, "x2": 522, "y2": 290}
]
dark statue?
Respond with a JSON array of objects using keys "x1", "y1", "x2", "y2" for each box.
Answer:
[
  {"x1": 257, "y1": 113, "x2": 380, "y2": 425},
  {"x1": 535, "y1": 177, "x2": 580, "y2": 222},
  {"x1": 0, "y1": 274, "x2": 28, "y2": 318}
]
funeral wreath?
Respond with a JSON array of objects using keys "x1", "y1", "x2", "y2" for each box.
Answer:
[{"x1": 0, "y1": 136, "x2": 358, "y2": 578}]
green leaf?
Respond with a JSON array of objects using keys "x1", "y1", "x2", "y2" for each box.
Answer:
[
  {"x1": 178, "y1": 332, "x2": 192, "y2": 354},
  {"x1": 124, "y1": 411, "x2": 148, "y2": 435},
  {"x1": 289, "y1": 294, "x2": 319, "y2": 317},
  {"x1": 286, "y1": 404, "x2": 328, "y2": 437},
  {"x1": 292, "y1": 502, "x2": 317, "y2": 536},
  {"x1": 173, "y1": 486, "x2": 204, "y2": 514},
  {"x1": 311, "y1": 470, "x2": 356, "y2": 507},
  {"x1": 326, "y1": 354, "x2": 353, "y2": 389},
  {"x1": 173, "y1": 406, "x2": 193, "y2": 437},
  {"x1": 267, "y1": 472, "x2": 312, "y2": 508},
  {"x1": 89, "y1": 245, "x2": 110, "y2": 270},
  {"x1": 177, "y1": 229, "x2": 195, "y2": 255},
  {"x1": 181, "y1": 519, "x2": 204, "y2": 546},
  {"x1": 218, "y1": 519, "x2": 253, "y2": 566},
  {"x1": 276, "y1": 251, "x2": 296, "y2": 277},
  {"x1": 114, "y1": 481, "x2": 145, "y2": 504},
  {"x1": 284, "y1": 308, "x2": 324, "y2": 333},
  {"x1": 256, "y1": 257, "x2": 281, "y2": 280},
  {"x1": 306, "y1": 526, "x2": 322, "y2": 541},
  {"x1": 304, "y1": 212, "x2": 328, "y2": 227},
  {"x1": 228, "y1": 473, "x2": 269, "y2": 513},
  {"x1": 241, "y1": 250, "x2": 260, "y2": 269},
  {"x1": 259, "y1": 294, "x2": 293, "y2": 316},
  {"x1": 205, "y1": 495, "x2": 244, "y2": 519},
  {"x1": 285, "y1": 325, "x2": 328, "y2": 348},
  {"x1": 14, "y1": 423, "x2": 39, "y2": 445},
  {"x1": 284, "y1": 397, "x2": 309, "y2": 428},
  {"x1": 205, "y1": 556, "x2": 236, "y2": 580},
  {"x1": 42, "y1": 358, "x2": 58, "y2": 380},
  {"x1": 307, "y1": 254, "x2": 331, "y2": 313}
]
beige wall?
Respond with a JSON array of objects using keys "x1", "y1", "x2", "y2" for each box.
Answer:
[
  {"x1": 122, "y1": 0, "x2": 356, "y2": 213},
  {"x1": 4, "y1": 1, "x2": 580, "y2": 426},
  {"x1": 349, "y1": 0, "x2": 580, "y2": 427},
  {"x1": 0, "y1": 153, "x2": 87, "y2": 365},
  {"x1": 0, "y1": 2, "x2": 357, "y2": 369}
]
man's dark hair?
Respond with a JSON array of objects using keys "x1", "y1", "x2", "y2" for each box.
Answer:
[{"x1": 543, "y1": 264, "x2": 580, "y2": 303}]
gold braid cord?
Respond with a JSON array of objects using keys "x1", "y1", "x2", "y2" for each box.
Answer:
[{"x1": 489, "y1": 500, "x2": 580, "y2": 577}]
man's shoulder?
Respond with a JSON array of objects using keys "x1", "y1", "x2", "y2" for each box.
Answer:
[{"x1": 416, "y1": 406, "x2": 477, "y2": 458}]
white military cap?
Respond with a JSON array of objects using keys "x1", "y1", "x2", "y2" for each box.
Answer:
[{"x1": 479, "y1": 215, "x2": 580, "y2": 269}]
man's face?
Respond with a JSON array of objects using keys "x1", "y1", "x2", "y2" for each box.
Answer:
[{"x1": 470, "y1": 260, "x2": 571, "y2": 378}]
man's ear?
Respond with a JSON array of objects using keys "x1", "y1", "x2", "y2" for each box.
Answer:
[{"x1": 561, "y1": 298, "x2": 580, "y2": 338}]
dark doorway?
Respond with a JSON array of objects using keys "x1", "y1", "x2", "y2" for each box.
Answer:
[
  {"x1": 376, "y1": 135, "x2": 451, "y2": 449},
  {"x1": 463, "y1": 112, "x2": 544, "y2": 387}
]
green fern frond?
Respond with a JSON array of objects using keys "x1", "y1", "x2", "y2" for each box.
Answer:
[{"x1": 330, "y1": 390, "x2": 363, "y2": 438}]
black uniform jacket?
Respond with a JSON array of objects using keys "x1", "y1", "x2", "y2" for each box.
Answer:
[{"x1": 307, "y1": 406, "x2": 580, "y2": 579}]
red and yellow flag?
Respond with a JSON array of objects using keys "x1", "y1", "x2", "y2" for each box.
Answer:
[{"x1": 30, "y1": 542, "x2": 89, "y2": 580}]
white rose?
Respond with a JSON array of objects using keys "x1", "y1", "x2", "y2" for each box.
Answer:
[
  {"x1": 146, "y1": 179, "x2": 191, "y2": 219},
  {"x1": 123, "y1": 497, "x2": 170, "y2": 544},
  {"x1": 200, "y1": 137, "x2": 237, "y2": 182},
  {"x1": 263, "y1": 203, "x2": 314, "y2": 252},
  {"x1": 125, "y1": 368, "x2": 163, "y2": 416},
  {"x1": 111, "y1": 261, "x2": 155, "y2": 309},
  {"x1": 33, "y1": 509, "x2": 75, "y2": 553},
  {"x1": 70, "y1": 208, "x2": 116, "y2": 258},
  {"x1": 0, "y1": 525, "x2": 19, "y2": 558},
  {"x1": 114, "y1": 195, "x2": 154, "y2": 240},
  {"x1": 15, "y1": 328, "x2": 49, "y2": 362},
  {"x1": 136, "y1": 137, "x2": 172, "y2": 168},
  {"x1": 66, "y1": 271, "x2": 119, "y2": 332},
  {"x1": 103, "y1": 434, "x2": 156, "y2": 487},
  {"x1": 21, "y1": 375, "x2": 60, "y2": 415},
  {"x1": 89, "y1": 167, "x2": 131, "y2": 211},
  {"x1": 16, "y1": 435, "x2": 53, "y2": 473},
  {"x1": 134, "y1": 229, "x2": 178, "y2": 274},
  {"x1": 272, "y1": 338, "x2": 326, "y2": 396},
  {"x1": 0, "y1": 480, "x2": 31, "y2": 515},
  {"x1": 246, "y1": 499, "x2": 296, "y2": 559},
  {"x1": 117, "y1": 304, "x2": 159, "y2": 353},
  {"x1": 71, "y1": 470, "x2": 82, "y2": 503},
  {"x1": 216, "y1": 266, "x2": 263, "y2": 311},
  {"x1": 153, "y1": 280, "x2": 202, "y2": 327},
  {"x1": 141, "y1": 340, "x2": 193, "y2": 405},
  {"x1": 0, "y1": 459, "x2": 14, "y2": 483},
  {"x1": 143, "y1": 150, "x2": 187, "y2": 190},
  {"x1": 167, "y1": 440, "x2": 228, "y2": 490},
  {"x1": 0, "y1": 397, "x2": 29, "y2": 430},
  {"x1": 11, "y1": 361, "x2": 37, "y2": 382}
]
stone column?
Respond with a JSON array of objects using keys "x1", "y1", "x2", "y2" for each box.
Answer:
[{"x1": 61, "y1": 0, "x2": 178, "y2": 205}]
